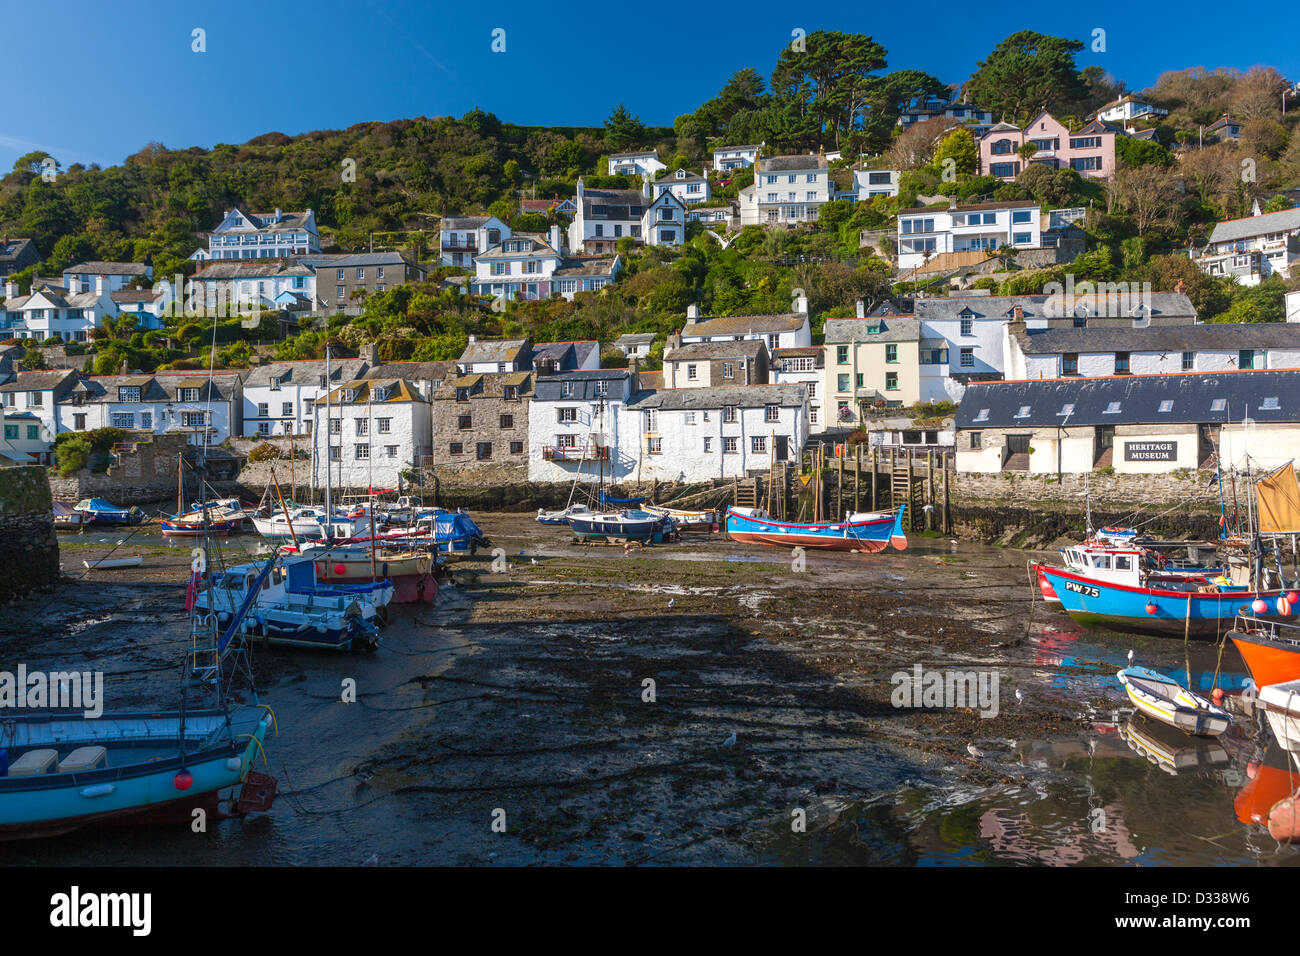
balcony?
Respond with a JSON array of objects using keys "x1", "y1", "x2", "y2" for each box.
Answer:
[
  {"x1": 441, "y1": 239, "x2": 479, "y2": 252},
  {"x1": 542, "y1": 444, "x2": 610, "y2": 461}
]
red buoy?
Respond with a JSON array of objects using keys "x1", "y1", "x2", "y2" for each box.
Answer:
[
  {"x1": 1145, "y1": 602, "x2": 1158, "y2": 615},
  {"x1": 1252, "y1": 598, "x2": 1269, "y2": 614},
  {"x1": 174, "y1": 769, "x2": 194, "y2": 791},
  {"x1": 1289, "y1": 591, "x2": 1300, "y2": 605},
  {"x1": 334, "y1": 563, "x2": 347, "y2": 576},
  {"x1": 1280, "y1": 596, "x2": 1294, "y2": 617}
]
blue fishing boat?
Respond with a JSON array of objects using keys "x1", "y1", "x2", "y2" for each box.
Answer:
[
  {"x1": 74, "y1": 497, "x2": 144, "y2": 526},
  {"x1": 568, "y1": 509, "x2": 675, "y2": 543},
  {"x1": 415, "y1": 509, "x2": 489, "y2": 555},
  {"x1": 725, "y1": 505, "x2": 907, "y2": 552},
  {"x1": 0, "y1": 707, "x2": 274, "y2": 840}
]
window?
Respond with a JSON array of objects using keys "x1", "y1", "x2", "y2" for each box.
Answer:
[
  {"x1": 257, "y1": 402, "x2": 269, "y2": 417},
  {"x1": 1262, "y1": 397, "x2": 1280, "y2": 410},
  {"x1": 751, "y1": 436, "x2": 767, "y2": 454},
  {"x1": 1062, "y1": 353, "x2": 1078, "y2": 375},
  {"x1": 118, "y1": 386, "x2": 141, "y2": 403},
  {"x1": 476, "y1": 442, "x2": 492, "y2": 460},
  {"x1": 990, "y1": 162, "x2": 1019, "y2": 178},
  {"x1": 1015, "y1": 405, "x2": 1032, "y2": 419},
  {"x1": 1239, "y1": 349, "x2": 1256, "y2": 370},
  {"x1": 959, "y1": 318, "x2": 973, "y2": 337},
  {"x1": 336, "y1": 286, "x2": 346, "y2": 300},
  {"x1": 723, "y1": 437, "x2": 738, "y2": 454},
  {"x1": 178, "y1": 388, "x2": 200, "y2": 402},
  {"x1": 2, "y1": 425, "x2": 14, "y2": 439},
  {"x1": 885, "y1": 344, "x2": 898, "y2": 363},
  {"x1": 764, "y1": 405, "x2": 779, "y2": 422},
  {"x1": 647, "y1": 437, "x2": 662, "y2": 455},
  {"x1": 1012, "y1": 210, "x2": 1032, "y2": 224},
  {"x1": 837, "y1": 345, "x2": 850, "y2": 364},
  {"x1": 959, "y1": 348, "x2": 974, "y2": 368},
  {"x1": 140, "y1": 412, "x2": 152, "y2": 428},
  {"x1": 1013, "y1": 233, "x2": 1031, "y2": 245},
  {"x1": 1114, "y1": 352, "x2": 1130, "y2": 374},
  {"x1": 355, "y1": 418, "x2": 368, "y2": 435},
  {"x1": 355, "y1": 444, "x2": 370, "y2": 459},
  {"x1": 181, "y1": 412, "x2": 206, "y2": 427},
  {"x1": 1158, "y1": 400, "x2": 1174, "y2": 413},
  {"x1": 336, "y1": 269, "x2": 345, "y2": 281},
  {"x1": 723, "y1": 406, "x2": 738, "y2": 424},
  {"x1": 970, "y1": 431, "x2": 982, "y2": 449},
  {"x1": 509, "y1": 441, "x2": 524, "y2": 455},
  {"x1": 1070, "y1": 136, "x2": 1101, "y2": 149},
  {"x1": 257, "y1": 422, "x2": 271, "y2": 436},
  {"x1": 356, "y1": 268, "x2": 365, "y2": 280},
  {"x1": 450, "y1": 442, "x2": 464, "y2": 455},
  {"x1": 329, "y1": 446, "x2": 341, "y2": 461},
  {"x1": 837, "y1": 374, "x2": 850, "y2": 392},
  {"x1": 807, "y1": 382, "x2": 817, "y2": 398},
  {"x1": 558, "y1": 407, "x2": 577, "y2": 423},
  {"x1": 722, "y1": 362, "x2": 734, "y2": 379},
  {"x1": 500, "y1": 414, "x2": 513, "y2": 429},
  {"x1": 885, "y1": 372, "x2": 898, "y2": 390},
  {"x1": 684, "y1": 411, "x2": 697, "y2": 425},
  {"x1": 503, "y1": 385, "x2": 518, "y2": 401},
  {"x1": 1070, "y1": 156, "x2": 1102, "y2": 171},
  {"x1": 973, "y1": 408, "x2": 989, "y2": 423},
  {"x1": 329, "y1": 419, "x2": 341, "y2": 434},
  {"x1": 282, "y1": 402, "x2": 293, "y2": 417},
  {"x1": 1104, "y1": 402, "x2": 1121, "y2": 414},
  {"x1": 1212, "y1": 398, "x2": 1227, "y2": 412},
  {"x1": 703, "y1": 437, "x2": 712, "y2": 453},
  {"x1": 1182, "y1": 351, "x2": 1195, "y2": 372},
  {"x1": 26, "y1": 425, "x2": 38, "y2": 440},
  {"x1": 111, "y1": 413, "x2": 134, "y2": 428},
  {"x1": 458, "y1": 414, "x2": 472, "y2": 430},
  {"x1": 73, "y1": 414, "x2": 86, "y2": 430},
  {"x1": 686, "y1": 364, "x2": 698, "y2": 381},
  {"x1": 384, "y1": 445, "x2": 398, "y2": 458}
]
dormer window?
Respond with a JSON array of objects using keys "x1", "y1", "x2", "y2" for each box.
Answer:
[
  {"x1": 973, "y1": 408, "x2": 989, "y2": 422},
  {"x1": 372, "y1": 386, "x2": 389, "y2": 402},
  {"x1": 342, "y1": 389, "x2": 357, "y2": 402},
  {"x1": 1212, "y1": 398, "x2": 1227, "y2": 412},
  {"x1": 118, "y1": 386, "x2": 141, "y2": 403},
  {"x1": 1015, "y1": 405, "x2": 1031, "y2": 418},
  {"x1": 456, "y1": 387, "x2": 469, "y2": 402}
]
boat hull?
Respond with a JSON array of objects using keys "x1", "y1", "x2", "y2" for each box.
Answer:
[
  {"x1": 1233, "y1": 629, "x2": 1300, "y2": 689},
  {"x1": 568, "y1": 511, "x2": 671, "y2": 543},
  {"x1": 1036, "y1": 564, "x2": 1287, "y2": 638},
  {"x1": 160, "y1": 519, "x2": 240, "y2": 537},
  {"x1": 725, "y1": 506, "x2": 906, "y2": 552}
]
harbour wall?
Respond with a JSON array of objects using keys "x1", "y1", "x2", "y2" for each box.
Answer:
[{"x1": 0, "y1": 465, "x2": 59, "y2": 604}]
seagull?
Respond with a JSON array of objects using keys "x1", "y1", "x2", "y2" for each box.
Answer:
[
  {"x1": 967, "y1": 743, "x2": 985, "y2": 758},
  {"x1": 721, "y1": 732, "x2": 737, "y2": 748},
  {"x1": 1127, "y1": 649, "x2": 1134, "y2": 665},
  {"x1": 1015, "y1": 688, "x2": 1024, "y2": 706},
  {"x1": 668, "y1": 597, "x2": 675, "y2": 608},
  {"x1": 530, "y1": 558, "x2": 538, "y2": 566}
]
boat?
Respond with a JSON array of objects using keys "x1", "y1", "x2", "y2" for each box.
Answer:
[
  {"x1": 1230, "y1": 614, "x2": 1300, "y2": 688},
  {"x1": 0, "y1": 706, "x2": 275, "y2": 840},
  {"x1": 1038, "y1": 532, "x2": 1224, "y2": 606},
  {"x1": 51, "y1": 500, "x2": 84, "y2": 530},
  {"x1": 1258, "y1": 677, "x2": 1300, "y2": 751},
  {"x1": 193, "y1": 553, "x2": 392, "y2": 651},
  {"x1": 725, "y1": 505, "x2": 907, "y2": 552},
  {"x1": 568, "y1": 509, "x2": 675, "y2": 544},
  {"x1": 536, "y1": 503, "x2": 591, "y2": 526},
  {"x1": 74, "y1": 498, "x2": 144, "y2": 526},
  {"x1": 161, "y1": 508, "x2": 244, "y2": 537},
  {"x1": 252, "y1": 506, "x2": 368, "y2": 542},
  {"x1": 411, "y1": 509, "x2": 489, "y2": 555},
  {"x1": 643, "y1": 503, "x2": 717, "y2": 531},
  {"x1": 82, "y1": 555, "x2": 143, "y2": 570},
  {"x1": 1117, "y1": 665, "x2": 1231, "y2": 736},
  {"x1": 294, "y1": 540, "x2": 440, "y2": 604}
]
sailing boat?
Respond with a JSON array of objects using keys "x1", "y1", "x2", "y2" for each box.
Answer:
[
  {"x1": 0, "y1": 381, "x2": 277, "y2": 840},
  {"x1": 161, "y1": 453, "x2": 243, "y2": 536}
]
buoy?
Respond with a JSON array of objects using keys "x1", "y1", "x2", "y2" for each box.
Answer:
[
  {"x1": 1145, "y1": 602, "x2": 1158, "y2": 615},
  {"x1": 1212, "y1": 688, "x2": 1225, "y2": 704},
  {"x1": 174, "y1": 769, "x2": 194, "y2": 791},
  {"x1": 334, "y1": 563, "x2": 347, "y2": 576},
  {"x1": 1289, "y1": 591, "x2": 1300, "y2": 605},
  {"x1": 1280, "y1": 596, "x2": 1294, "y2": 617},
  {"x1": 1252, "y1": 598, "x2": 1269, "y2": 614}
]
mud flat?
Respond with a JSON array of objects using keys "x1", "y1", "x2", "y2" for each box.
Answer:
[{"x1": 0, "y1": 516, "x2": 1283, "y2": 865}]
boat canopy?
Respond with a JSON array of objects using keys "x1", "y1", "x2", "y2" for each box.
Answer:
[
  {"x1": 600, "y1": 491, "x2": 645, "y2": 505},
  {"x1": 1256, "y1": 462, "x2": 1300, "y2": 534}
]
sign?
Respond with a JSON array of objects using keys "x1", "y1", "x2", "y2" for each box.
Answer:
[
  {"x1": 1123, "y1": 440, "x2": 1177, "y2": 462},
  {"x1": 800, "y1": 475, "x2": 812, "y2": 486}
]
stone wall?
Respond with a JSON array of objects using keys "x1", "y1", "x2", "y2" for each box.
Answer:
[
  {"x1": 952, "y1": 468, "x2": 1219, "y2": 509},
  {"x1": 47, "y1": 433, "x2": 193, "y2": 505},
  {"x1": 432, "y1": 393, "x2": 530, "y2": 480},
  {"x1": 0, "y1": 465, "x2": 58, "y2": 604}
]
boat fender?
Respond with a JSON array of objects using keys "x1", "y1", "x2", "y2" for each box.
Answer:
[
  {"x1": 79, "y1": 783, "x2": 116, "y2": 798},
  {"x1": 226, "y1": 757, "x2": 243, "y2": 771}
]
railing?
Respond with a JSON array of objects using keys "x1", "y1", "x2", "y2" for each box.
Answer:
[{"x1": 542, "y1": 445, "x2": 610, "y2": 461}]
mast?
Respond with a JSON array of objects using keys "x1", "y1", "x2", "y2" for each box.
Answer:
[
  {"x1": 325, "y1": 343, "x2": 332, "y2": 525},
  {"x1": 177, "y1": 452, "x2": 184, "y2": 517}
]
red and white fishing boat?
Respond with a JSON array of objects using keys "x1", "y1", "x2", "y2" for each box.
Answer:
[{"x1": 290, "y1": 540, "x2": 439, "y2": 604}]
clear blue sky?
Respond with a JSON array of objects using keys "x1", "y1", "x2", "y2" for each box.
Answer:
[{"x1": 2, "y1": 0, "x2": 1293, "y2": 173}]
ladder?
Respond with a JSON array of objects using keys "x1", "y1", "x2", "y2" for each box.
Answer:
[{"x1": 733, "y1": 478, "x2": 759, "y2": 508}]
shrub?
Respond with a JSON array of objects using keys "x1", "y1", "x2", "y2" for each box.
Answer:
[
  {"x1": 247, "y1": 442, "x2": 281, "y2": 463},
  {"x1": 54, "y1": 436, "x2": 92, "y2": 476}
]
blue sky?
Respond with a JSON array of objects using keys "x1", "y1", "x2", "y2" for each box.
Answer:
[{"x1": 2, "y1": 0, "x2": 1294, "y2": 173}]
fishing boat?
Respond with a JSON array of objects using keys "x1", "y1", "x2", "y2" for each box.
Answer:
[
  {"x1": 1257, "y1": 677, "x2": 1300, "y2": 751},
  {"x1": 161, "y1": 508, "x2": 244, "y2": 537},
  {"x1": 643, "y1": 503, "x2": 716, "y2": 531},
  {"x1": 252, "y1": 506, "x2": 367, "y2": 542},
  {"x1": 1117, "y1": 665, "x2": 1231, "y2": 736},
  {"x1": 569, "y1": 509, "x2": 675, "y2": 544},
  {"x1": 1037, "y1": 532, "x2": 1224, "y2": 606},
  {"x1": 725, "y1": 505, "x2": 907, "y2": 552},
  {"x1": 411, "y1": 509, "x2": 489, "y2": 555},
  {"x1": 82, "y1": 555, "x2": 143, "y2": 570},
  {"x1": 295, "y1": 540, "x2": 440, "y2": 604},
  {"x1": 1230, "y1": 614, "x2": 1300, "y2": 688},
  {"x1": 74, "y1": 498, "x2": 144, "y2": 526},
  {"x1": 193, "y1": 554, "x2": 392, "y2": 651},
  {"x1": 536, "y1": 503, "x2": 591, "y2": 526},
  {"x1": 51, "y1": 500, "x2": 84, "y2": 530}
]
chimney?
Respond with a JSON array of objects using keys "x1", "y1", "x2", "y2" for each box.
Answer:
[
  {"x1": 549, "y1": 224, "x2": 563, "y2": 255},
  {"x1": 576, "y1": 178, "x2": 584, "y2": 204},
  {"x1": 468, "y1": 334, "x2": 477, "y2": 344},
  {"x1": 360, "y1": 342, "x2": 379, "y2": 366},
  {"x1": 642, "y1": 174, "x2": 651, "y2": 201},
  {"x1": 94, "y1": 275, "x2": 106, "y2": 296},
  {"x1": 4, "y1": 280, "x2": 15, "y2": 299},
  {"x1": 667, "y1": 330, "x2": 682, "y2": 351},
  {"x1": 686, "y1": 304, "x2": 699, "y2": 322},
  {"x1": 630, "y1": 357, "x2": 641, "y2": 394},
  {"x1": 1012, "y1": 305, "x2": 1024, "y2": 320},
  {"x1": 1174, "y1": 279, "x2": 1186, "y2": 294},
  {"x1": 855, "y1": 299, "x2": 865, "y2": 319},
  {"x1": 120, "y1": 359, "x2": 128, "y2": 375},
  {"x1": 274, "y1": 208, "x2": 282, "y2": 222},
  {"x1": 794, "y1": 294, "x2": 808, "y2": 315},
  {"x1": 949, "y1": 198, "x2": 958, "y2": 210}
]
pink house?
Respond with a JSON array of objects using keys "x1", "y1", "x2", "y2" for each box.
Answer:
[{"x1": 979, "y1": 111, "x2": 1117, "y2": 182}]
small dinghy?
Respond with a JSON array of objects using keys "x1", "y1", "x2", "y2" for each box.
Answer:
[
  {"x1": 1117, "y1": 665, "x2": 1231, "y2": 736},
  {"x1": 82, "y1": 555, "x2": 143, "y2": 570},
  {"x1": 536, "y1": 503, "x2": 591, "y2": 526}
]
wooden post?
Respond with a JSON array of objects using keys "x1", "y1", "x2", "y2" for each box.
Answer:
[
  {"x1": 836, "y1": 445, "x2": 844, "y2": 520},
  {"x1": 906, "y1": 452, "x2": 914, "y2": 530},
  {"x1": 926, "y1": 451, "x2": 935, "y2": 531},
  {"x1": 942, "y1": 455, "x2": 951, "y2": 534},
  {"x1": 871, "y1": 447, "x2": 878, "y2": 510},
  {"x1": 854, "y1": 443, "x2": 861, "y2": 513}
]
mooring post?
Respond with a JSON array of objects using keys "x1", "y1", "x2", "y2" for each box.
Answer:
[
  {"x1": 942, "y1": 455, "x2": 951, "y2": 534},
  {"x1": 854, "y1": 443, "x2": 861, "y2": 513},
  {"x1": 836, "y1": 446, "x2": 843, "y2": 520}
]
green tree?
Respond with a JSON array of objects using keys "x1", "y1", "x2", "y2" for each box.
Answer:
[
  {"x1": 604, "y1": 104, "x2": 647, "y2": 152},
  {"x1": 966, "y1": 31, "x2": 1087, "y2": 124},
  {"x1": 932, "y1": 128, "x2": 978, "y2": 177}
]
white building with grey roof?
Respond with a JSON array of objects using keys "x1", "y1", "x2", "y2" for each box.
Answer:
[
  {"x1": 440, "y1": 216, "x2": 510, "y2": 268},
  {"x1": 529, "y1": 369, "x2": 637, "y2": 482},
  {"x1": 1195, "y1": 206, "x2": 1300, "y2": 287},
  {"x1": 241, "y1": 358, "x2": 369, "y2": 438},
  {"x1": 737, "y1": 154, "x2": 831, "y2": 226},
  {"x1": 607, "y1": 149, "x2": 666, "y2": 179},
  {"x1": 207, "y1": 208, "x2": 319, "y2": 260},
  {"x1": 621, "y1": 383, "x2": 810, "y2": 483}
]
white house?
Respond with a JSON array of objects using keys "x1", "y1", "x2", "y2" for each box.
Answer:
[
  {"x1": 612, "y1": 333, "x2": 656, "y2": 359},
  {"x1": 738, "y1": 154, "x2": 831, "y2": 226},
  {"x1": 0, "y1": 279, "x2": 115, "y2": 342},
  {"x1": 653, "y1": 169, "x2": 711, "y2": 205},
  {"x1": 241, "y1": 358, "x2": 368, "y2": 437},
  {"x1": 896, "y1": 200, "x2": 1042, "y2": 271},
  {"x1": 470, "y1": 230, "x2": 564, "y2": 301},
  {"x1": 456, "y1": 338, "x2": 532, "y2": 375},
  {"x1": 528, "y1": 368, "x2": 636, "y2": 482},
  {"x1": 1004, "y1": 323, "x2": 1300, "y2": 380},
  {"x1": 190, "y1": 261, "x2": 315, "y2": 312},
  {"x1": 712, "y1": 144, "x2": 763, "y2": 172},
  {"x1": 854, "y1": 169, "x2": 900, "y2": 200},
  {"x1": 311, "y1": 378, "x2": 431, "y2": 490},
  {"x1": 440, "y1": 216, "x2": 510, "y2": 268},
  {"x1": 58, "y1": 371, "x2": 244, "y2": 446},
  {"x1": 1090, "y1": 94, "x2": 1168, "y2": 124},
  {"x1": 770, "y1": 346, "x2": 825, "y2": 431},
  {"x1": 207, "y1": 208, "x2": 319, "y2": 261},
  {"x1": 62, "y1": 261, "x2": 152, "y2": 294},
  {"x1": 0, "y1": 369, "x2": 79, "y2": 443},
  {"x1": 110, "y1": 289, "x2": 168, "y2": 329},
  {"x1": 679, "y1": 299, "x2": 811, "y2": 351},
  {"x1": 568, "y1": 179, "x2": 686, "y2": 254},
  {"x1": 0, "y1": 410, "x2": 52, "y2": 465},
  {"x1": 1196, "y1": 207, "x2": 1300, "y2": 287},
  {"x1": 551, "y1": 257, "x2": 622, "y2": 299},
  {"x1": 607, "y1": 149, "x2": 666, "y2": 179},
  {"x1": 621, "y1": 384, "x2": 810, "y2": 483}
]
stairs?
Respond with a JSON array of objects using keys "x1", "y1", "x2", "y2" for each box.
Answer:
[
  {"x1": 890, "y1": 467, "x2": 913, "y2": 511},
  {"x1": 733, "y1": 478, "x2": 759, "y2": 508},
  {"x1": 1003, "y1": 452, "x2": 1031, "y2": 472}
]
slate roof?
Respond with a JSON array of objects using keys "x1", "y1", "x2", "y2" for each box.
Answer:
[
  {"x1": 899, "y1": 199, "x2": 1038, "y2": 215},
  {"x1": 609, "y1": 149, "x2": 659, "y2": 159},
  {"x1": 530, "y1": 341, "x2": 599, "y2": 371},
  {"x1": 364, "y1": 361, "x2": 456, "y2": 384},
  {"x1": 533, "y1": 369, "x2": 632, "y2": 401},
  {"x1": 912, "y1": 293, "x2": 1197, "y2": 322},
  {"x1": 580, "y1": 188, "x2": 647, "y2": 220},
  {"x1": 685, "y1": 312, "x2": 807, "y2": 337},
  {"x1": 322, "y1": 379, "x2": 424, "y2": 405},
  {"x1": 0, "y1": 369, "x2": 78, "y2": 394},
  {"x1": 442, "y1": 216, "x2": 492, "y2": 230},
  {"x1": 64, "y1": 261, "x2": 150, "y2": 276},
  {"x1": 956, "y1": 369, "x2": 1300, "y2": 429},
  {"x1": 0, "y1": 238, "x2": 37, "y2": 266},
  {"x1": 110, "y1": 289, "x2": 164, "y2": 303},
  {"x1": 435, "y1": 371, "x2": 534, "y2": 400},
  {"x1": 242, "y1": 359, "x2": 367, "y2": 388},
  {"x1": 217, "y1": 209, "x2": 315, "y2": 234},
  {"x1": 458, "y1": 339, "x2": 530, "y2": 366},
  {"x1": 71, "y1": 371, "x2": 242, "y2": 403},
  {"x1": 757, "y1": 154, "x2": 828, "y2": 173},
  {"x1": 552, "y1": 258, "x2": 619, "y2": 278},
  {"x1": 1208, "y1": 207, "x2": 1300, "y2": 244},
  {"x1": 192, "y1": 261, "x2": 314, "y2": 279},
  {"x1": 297, "y1": 252, "x2": 418, "y2": 269},
  {"x1": 1015, "y1": 324, "x2": 1300, "y2": 354},
  {"x1": 822, "y1": 316, "x2": 922, "y2": 344},
  {"x1": 615, "y1": 333, "x2": 657, "y2": 346},
  {"x1": 664, "y1": 340, "x2": 767, "y2": 362},
  {"x1": 627, "y1": 384, "x2": 807, "y2": 410}
]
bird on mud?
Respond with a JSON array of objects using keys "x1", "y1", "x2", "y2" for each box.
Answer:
[
  {"x1": 967, "y1": 743, "x2": 986, "y2": 758},
  {"x1": 668, "y1": 597, "x2": 675, "y2": 608},
  {"x1": 1127, "y1": 649, "x2": 1135, "y2": 665},
  {"x1": 530, "y1": 558, "x2": 538, "y2": 566},
  {"x1": 721, "y1": 732, "x2": 737, "y2": 748},
  {"x1": 1015, "y1": 688, "x2": 1024, "y2": 706}
]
